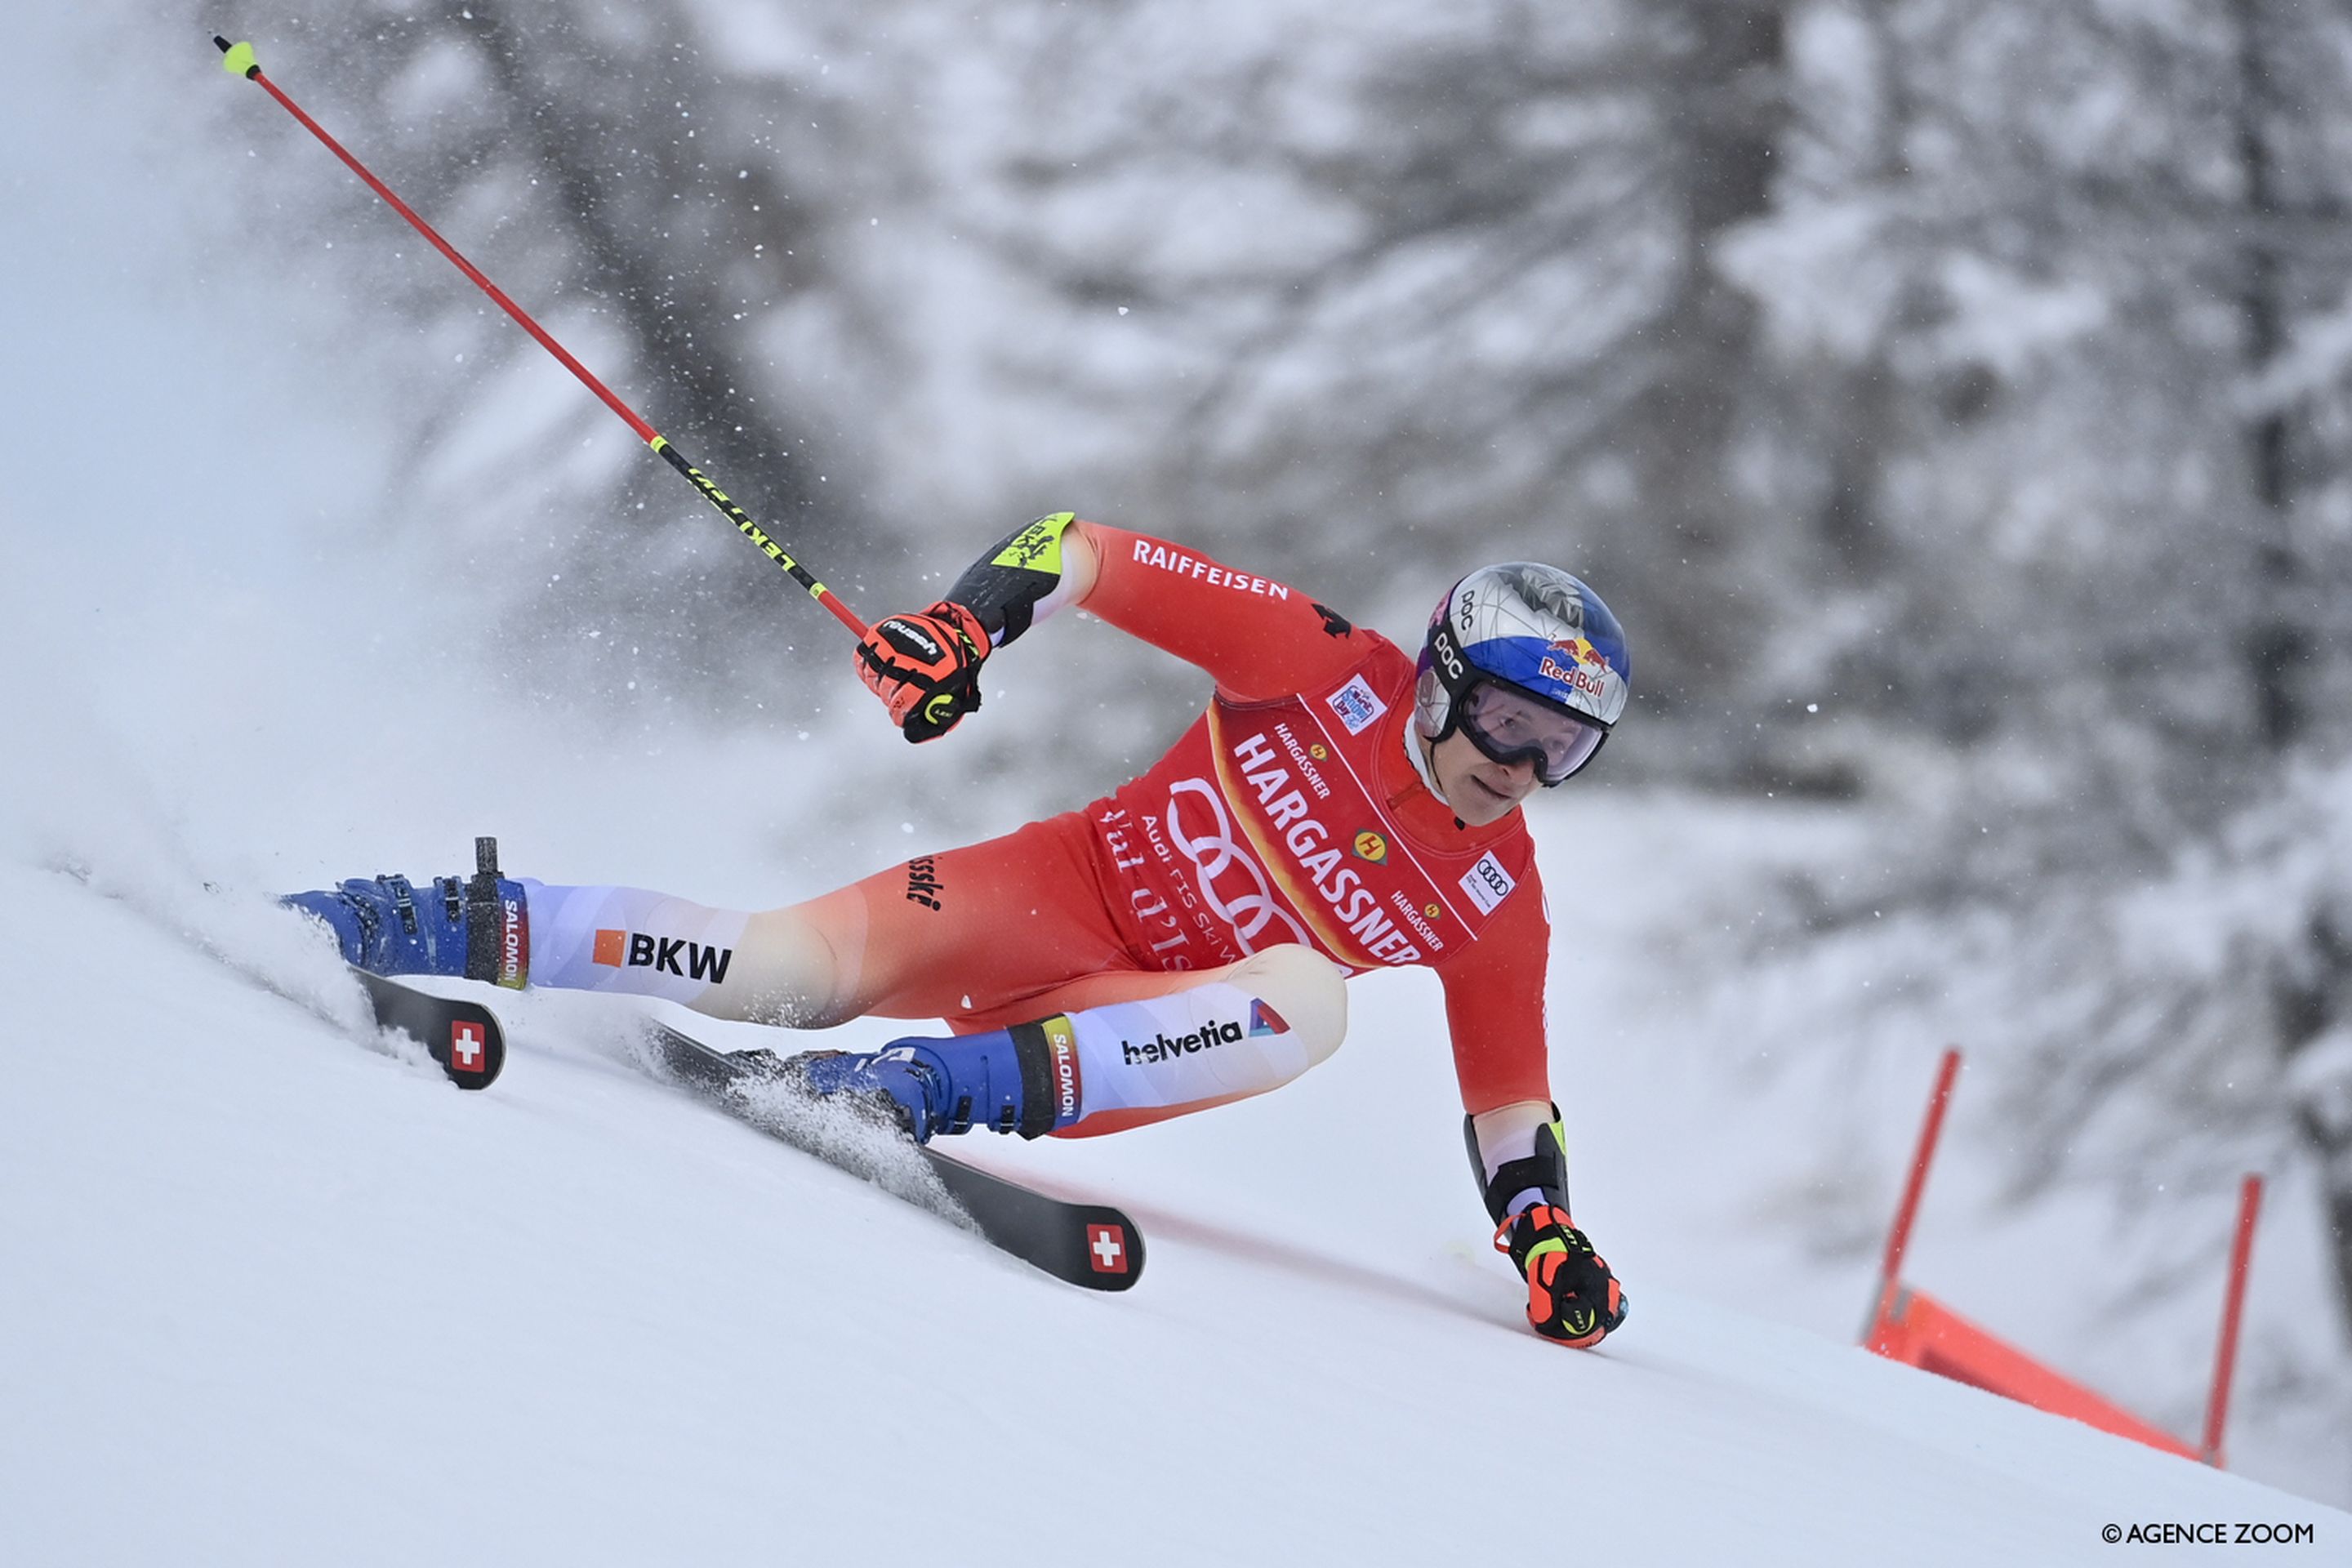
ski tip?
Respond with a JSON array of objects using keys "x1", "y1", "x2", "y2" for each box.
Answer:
[
  {"x1": 217, "y1": 38, "x2": 259, "y2": 78},
  {"x1": 352, "y1": 969, "x2": 507, "y2": 1090}
]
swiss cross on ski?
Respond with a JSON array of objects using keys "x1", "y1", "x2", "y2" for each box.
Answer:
[{"x1": 1089, "y1": 1223, "x2": 1129, "y2": 1274}]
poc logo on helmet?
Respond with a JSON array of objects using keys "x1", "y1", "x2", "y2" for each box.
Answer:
[{"x1": 1432, "y1": 627, "x2": 1466, "y2": 681}]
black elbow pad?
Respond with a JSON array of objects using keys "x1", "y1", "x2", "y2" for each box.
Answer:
[{"x1": 944, "y1": 512, "x2": 1078, "y2": 648}]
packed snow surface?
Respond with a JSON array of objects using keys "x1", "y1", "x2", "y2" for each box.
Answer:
[
  {"x1": 3, "y1": 14, "x2": 2345, "y2": 1561},
  {"x1": 1, "y1": 847, "x2": 2339, "y2": 1564}
]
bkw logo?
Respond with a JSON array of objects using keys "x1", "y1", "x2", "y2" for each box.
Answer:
[{"x1": 592, "y1": 929, "x2": 735, "y2": 983}]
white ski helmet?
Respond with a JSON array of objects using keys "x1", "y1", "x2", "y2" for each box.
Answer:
[{"x1": 1414, "y1": 563, "x2": 1631, "y2": 784}]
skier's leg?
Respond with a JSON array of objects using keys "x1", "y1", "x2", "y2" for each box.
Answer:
[
  {"x1": 491, "y1": 813, "x2": 1138, "y2": 1024},
  {"x1": 287, "y1": 825, "x2": 1356, "y2": 1140},
  {"x1": 282, "y1": 815, "x2": 1124, "y2": 1015},
  {"x1": 792, "y1": 943, "x2": 1352, "y2": 1141},
  {"x1": 1026, "y1": 943, "x2": 1352, "y2": 1138}
]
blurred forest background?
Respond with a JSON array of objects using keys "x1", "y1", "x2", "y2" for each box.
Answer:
[{"x1": 159, "y1": 0, "x2": 2352, "y2": 1494}]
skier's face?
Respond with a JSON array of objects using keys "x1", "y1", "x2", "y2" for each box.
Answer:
[{"x1": 1430, "y1": 728, "x2": 1539, "y2": 825}]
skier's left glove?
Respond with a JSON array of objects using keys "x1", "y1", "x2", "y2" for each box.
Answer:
[
  {"x1": 1494, "y1": 1204, "x2": 1627, "y2": 1348},
  {"x1": 856, "y1": 601, "x2": 990, "y2": 742}
]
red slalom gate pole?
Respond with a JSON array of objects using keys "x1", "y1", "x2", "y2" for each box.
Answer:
[
  {"x1": 2199, "y1": 1174, "x2": 2263, "y2": 1467},
  {"x1": 1862, "y1": 1047, "x2": 1962, "y2": 1342},
  {"x1": 212, "y1": 37, "x2": 867, "y2": 642}
]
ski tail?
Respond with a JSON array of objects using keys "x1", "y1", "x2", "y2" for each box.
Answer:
[
  {"x1": 919, "y1": 1147, "x2": 1145, "y2": 1290},
  {"x1": 354, "y1": 969, "x2": 506, "y2": 1089},
  {"x1": 639, "y1": 1022, "x2": 1144, "y2": 1291}
]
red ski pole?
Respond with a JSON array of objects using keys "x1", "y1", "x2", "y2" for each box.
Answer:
[{"x1": 213, "y1": 37, "x2": 866, "y2": 641}]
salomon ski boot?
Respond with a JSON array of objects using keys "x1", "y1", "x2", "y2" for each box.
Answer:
[
  {"x1": 788, "y1": 1016, "x2": 1077, "y2": 1143},
  {"x1": 284, "y1": 836, "x2": 531, "y2": 987}
]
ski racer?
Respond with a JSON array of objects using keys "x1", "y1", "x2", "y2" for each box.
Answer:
[{"x1": 287, "y1": 514, "x2": 1633, "y2": 1348}]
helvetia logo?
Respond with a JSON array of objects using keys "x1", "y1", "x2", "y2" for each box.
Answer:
[
  {"x1": 1247, "y1": 999, "x2": 1289, "y2": 1036},
  {"x1": 1120, "y1": 1018, "x2": 1245, "y2": 1065},
  {"x1": 591, "y1": 929, "x2": 736, "y2": 983}
]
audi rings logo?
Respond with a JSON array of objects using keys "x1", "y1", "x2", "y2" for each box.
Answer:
[{"x1": 1165, "y1": 778, "x2": 1310, "y2": 952}]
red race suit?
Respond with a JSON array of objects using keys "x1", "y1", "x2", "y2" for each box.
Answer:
[{"x1": 1066, "y1": 524, "x2": 1550, "y2": 1114}]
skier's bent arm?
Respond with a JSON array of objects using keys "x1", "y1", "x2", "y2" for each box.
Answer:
[
  {"x1": 1056, "y1": 520, "x2": 1365, "y2": 701},
  {"x1": 942, "y1": 512, "x2": 1365, "y2": 697},
  {"x1": 852, "y1": 511, "x2": 1100, "y2": 741},
  {"x1": 855, "y1": 514, "x2": 1368, "y2": 737}
]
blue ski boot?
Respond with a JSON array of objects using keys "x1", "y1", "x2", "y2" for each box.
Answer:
[
  {"x1": 283, "y1": 835, "x2": 531, "y2": 987},
  {"x1": 788, "y1": 1014, "x2": 1083, "y2": 1143}
]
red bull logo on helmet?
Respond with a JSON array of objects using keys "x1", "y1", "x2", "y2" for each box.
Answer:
[
  {"x1": 1537, "y1": 635, "x2": 1615, "y2": 702},
  {"x1": 1549, "y1": 635, "x2": 1606, "y2": 669}
]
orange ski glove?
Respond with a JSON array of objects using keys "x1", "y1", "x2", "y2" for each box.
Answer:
[
  {"x1": 1494, "y1": 1204, "x2": 1628, "y2": 1348},
  {"x1": 855, "y1": 601, "x2": 990, "y2": 742}
]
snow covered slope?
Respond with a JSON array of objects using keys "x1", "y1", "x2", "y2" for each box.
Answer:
[
  {"x1": 1, "y1": 851, "x2": 2338, "y2": 1566},
  {"x1": 1, "y1": 16, "x2": 2341, "y2": 1560}
]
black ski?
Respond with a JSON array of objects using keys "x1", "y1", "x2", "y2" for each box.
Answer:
[
  {"x1": 60, "y1": 862, "x2": 510, "y2": 1090},
  {"x1": 354, "y1": 969, "x2": 506, "y2": 1090},
  {"x1": 640, "y1": 1022, "x2": 1145, "y2": 1291}
]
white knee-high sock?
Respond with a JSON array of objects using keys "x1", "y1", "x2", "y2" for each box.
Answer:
[
  {"x1": 521, "y1": 881, "x2": 751, "y2": 1008},
  {"x1": 1050, "y1": 961, "x2": 1347, "y2": 1125}
]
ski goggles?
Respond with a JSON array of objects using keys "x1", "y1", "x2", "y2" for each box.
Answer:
[{"x1": 1456, "y1": 679, "x2": 1610, "y2": 786}]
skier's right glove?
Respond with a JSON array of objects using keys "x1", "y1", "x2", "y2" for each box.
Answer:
[
  {"x1": 856, "y1": 600, "x2": 990, "y2": 742},
  {"x1": 1494, "y1": 1204, "x2": 1627, "y2": 1348}
]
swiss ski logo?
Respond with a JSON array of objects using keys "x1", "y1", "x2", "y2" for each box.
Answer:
[
  {"x1": 592, "y1": 928, "x2": 736, "y2": 983},
  {"x1": 1459, "y1": 853, "x2": 1516, "y2": 915},
  {"x1": 1088, "y1": 1223, "x2": 1130, "y2": 1275},
  {"x1": 1325, "y1": 675, "x2": 1388, "y2": 736},
  {"x1": 450, "y1": 1021, "x2": 488, "y2": 1073}
]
